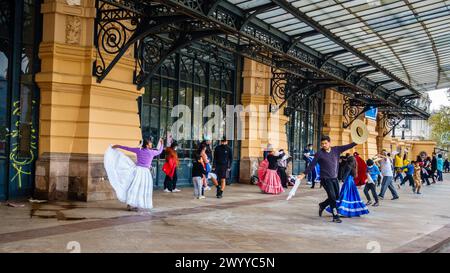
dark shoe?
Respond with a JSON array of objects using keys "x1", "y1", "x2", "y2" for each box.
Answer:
[
  {"x1": 378, "y1": 195, "x2": 384, "y2": 200},
  {"x1": 216, "y1": 185, "x2": 222, "y2": 197},
  {"x1": 332, "y1": 216, "x2": 342, "y2": 223},
  {"x1": 366, "y1": 200, "x2": 372, "y2": 206},
  {"x1": 127, "y1": 205, "x2": 138, "y2": 212},
  {"x1": 391, "y1": 196, "x2": 399, "y2": 200},
  {"x1": 318, "y1": 205, "x2": 325, "y2": 217},
  {"x1": 217, "y1": 188, "x2": 223, "y2": 199},
  {"x1": 373, "y1": 202, "x2": 379, "y2": 207}
]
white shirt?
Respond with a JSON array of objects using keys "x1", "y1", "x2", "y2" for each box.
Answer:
[{"x1": 379, "y1": 157, "x2": 393, "y2": 177}]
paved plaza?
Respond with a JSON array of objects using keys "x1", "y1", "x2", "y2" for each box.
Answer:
[{"x1": 0, "y1": 174, "x2": 449, "y2": 253}]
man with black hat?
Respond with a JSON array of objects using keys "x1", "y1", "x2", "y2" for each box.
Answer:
[{"x1": 213, "y1": 138, "x2": 233, "y2": 198}]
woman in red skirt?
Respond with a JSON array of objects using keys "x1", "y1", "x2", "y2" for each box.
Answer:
[{"x1": 257, "y1": 148, "x2": 285, "y2": 194}]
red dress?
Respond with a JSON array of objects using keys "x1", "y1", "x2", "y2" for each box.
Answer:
[
  {"x1": 354, "y1": 155, "x2": 367, "y2": 186},
  {"x1": 257, "y1": 156, "x2": 284, "y2": 195},
  {"x1": 162, "y1": 157, "x2": 177, "y2": 179}
]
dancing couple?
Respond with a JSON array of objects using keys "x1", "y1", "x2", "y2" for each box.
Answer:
[
  {"x1": 257, "y1": 146, "x2": 286, "y2": 194},
  {"x1": 297, "y1": 136, "x2": 368, "y2": 223}
]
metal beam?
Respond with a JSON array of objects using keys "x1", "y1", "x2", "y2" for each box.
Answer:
[
  {"x1": 93, "y1": 0, "x2": 429, "y2": 119},
  {"x1": 271, "y1": 0, "x2": 422, "y2": 97}
]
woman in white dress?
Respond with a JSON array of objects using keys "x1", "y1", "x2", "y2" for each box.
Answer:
[{"x1": 104, "y1": 138, "x2": 163, "y2": 211}]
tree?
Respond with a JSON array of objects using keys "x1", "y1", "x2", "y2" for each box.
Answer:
[{"x1": 429, "y1": 106, "x2": 450, "y2": 148}]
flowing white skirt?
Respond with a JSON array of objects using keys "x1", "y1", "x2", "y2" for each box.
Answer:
[{"x1": 104, "y1": 146, "x2": 153, "y2": 209}]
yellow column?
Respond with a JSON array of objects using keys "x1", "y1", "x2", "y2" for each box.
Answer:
[
  {"x1": 239, "y1": 59, "x2": 289, "y2": 183},
  {"x1": 35, "y1": 0, "x2": 142, "y2": 201},
  {"x1": 322, "y1": 89, "x2": 356, "y2": 153}
]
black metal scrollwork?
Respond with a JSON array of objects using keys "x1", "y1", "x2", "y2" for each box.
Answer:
[
  {"x1": 378, "y1": 113, "x2": 404, "y2": 137},
  {"x1": 342, "y1": 97, "x2": 373, "y2": 128},
  {"x1": 94, "y1": 0, "x2": 140, "y2": 81}
]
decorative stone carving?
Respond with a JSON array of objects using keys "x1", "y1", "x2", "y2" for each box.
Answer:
[
  {"x1": 255, "y1": 79, "x2": 264, "y2": 95},
  {"x1": 332, "y1": 104, "x2": 338, "y2": 115},
  {"x1": 66, "y1": 0, "x2": 81, "y2": 6},
  {"x1": 256, "y1": 63, "x2": 264, "y2": 73},
  {"x1": 66, "y1": 16, "x2": 81, "y2": 45}
]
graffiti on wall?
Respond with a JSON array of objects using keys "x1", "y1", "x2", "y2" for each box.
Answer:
[{"x1": 7, "y1": 100, "x2": 37, "y2": 188}]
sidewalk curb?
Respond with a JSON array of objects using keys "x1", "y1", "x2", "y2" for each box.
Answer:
[{"x1": 390, "y1": 224, "x2": 450, "y2": 253}]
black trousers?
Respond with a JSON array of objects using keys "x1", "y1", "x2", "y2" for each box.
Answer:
[
  {"x1": 421, "y1": 172, "x2": 431, "y2": 185},
  {"x1": 319, "y1": 178, "x2": 340, "y2": 216},
  {"x1": 400, "y1": 174, "x2": 414, "y2": 188},
  {"x1": 277, "y1": 167, "x2": 288, "y2": 188},
  {"x1": 429, "y1": 169, "x2": 436, "y2": 183},
  {"x1": 364, "y1": 183, "x2": 378, "y2": 203},
  {"x1": 164, "y1": 168, "x2": 177, "y2": 191}
]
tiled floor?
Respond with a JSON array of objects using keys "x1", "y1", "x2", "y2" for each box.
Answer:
[{"x1": 0, "y1": 174, "x2": 449, "y2": 253}]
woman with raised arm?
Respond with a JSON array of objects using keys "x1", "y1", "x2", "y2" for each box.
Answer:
[{"x1": 104, "y1": 138, "x2": 164, "y2": 211}]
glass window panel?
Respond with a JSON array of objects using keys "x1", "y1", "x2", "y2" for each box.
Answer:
[
  {"x1": 161, "y1": 78, "x2": 168, "y2": 107},
  {"x1": 151, "y1": 78, "x2": 160, "y2": 105},
  {"x1": 149, "y1": 106, "x2": 160, "y2": 140},
  {"x1": 159, "y1": 107, "x2": 167, "y2": 139},
  {"x1": 210, "y1": 65, "x2": 221, "y2": 89},
  {"x1": 142, "y1": 86, "x2": 150, "y2": 104},
  {"x1": 186, "y1": 84, "x2": 193, "y2": 109},
  {"x1": 208, "y1": 89, "x2": 214, "y2": 106},
  {"x1": 141, "y1": 104, "x2": 150, "y2": 136},
  {"x1": 257, "y1": 8, "x2": 285, "y2": 20},
  {"x1": 180, "y1": 56, "x2": 192, "y2": 82},
  {"x1": 194, "y1": 60, "x2": 206, "y2": 86},
  {"x1": 179, "y1": 82, "x2": 186, "y2": 105},
  {"x1": 168, "y1": 80, "x2": 175, "y2": 107},
  {"x1": 0, "y1": 50, "x2": 8, "y2": 155},
  {"x1": 22, "y1": 0, "x2": 35, "y2": 45}
]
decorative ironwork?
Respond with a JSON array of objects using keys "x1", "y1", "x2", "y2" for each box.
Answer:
[
  {"x1": 135, "y1": 29, "x2": 221, "y2": 88},
  {"x1": 90, "y1": 0, "x2": 429, "y2": 120},
  {"x1": 94, "y1": 0, "x2": 141, "y2": 81},
  {"x1": 342, "y1": 97, "x2": 374, "y2": 128},
  {"x1": 271, "y1": 72, "x2": 287, "y2": 105},
  {"x1": 378, "y1": 113, "x2": 405, "y2": 137}
]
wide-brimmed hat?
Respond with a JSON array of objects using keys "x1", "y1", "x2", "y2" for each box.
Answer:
[
  {"x1": 265, "y1": 144, "x2": 274, "y2": 152},
  {"x1": 350, "y1": 119, "x2": 368, "y2": 144}
]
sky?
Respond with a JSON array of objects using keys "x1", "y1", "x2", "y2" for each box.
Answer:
[{"x1": 428, "y1": 88, "x2": 450, "y2": 111}]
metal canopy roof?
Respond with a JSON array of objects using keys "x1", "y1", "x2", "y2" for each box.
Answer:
[
  {"x1": 93, "y1": 0, "x2": 448, "y2": 119},
  {"x1": 232, "y1": 0, "x2": 450, "y2": 93}
]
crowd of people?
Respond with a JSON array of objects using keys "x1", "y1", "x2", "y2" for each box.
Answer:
[
  {"x1": 104, "y1": 137, "x2": 234, "y2": 211},
  {"x1": 103, "y1": 135, "x2": 447, "y2": 222},
  {"x1": 257, "y1": 135, "x2": 447, "y2": 223}
]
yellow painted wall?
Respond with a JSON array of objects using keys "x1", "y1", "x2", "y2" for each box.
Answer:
[
  {"x1": 37, "y1": 0, "x2": 142, "y2": 156},
  {"x1": 240, "y1": 59, "x2": 289, "y2": 157}
]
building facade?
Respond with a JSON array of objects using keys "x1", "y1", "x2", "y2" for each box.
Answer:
[{"x1": 0, "y1": 0, "x2": 438, "y2": 201}]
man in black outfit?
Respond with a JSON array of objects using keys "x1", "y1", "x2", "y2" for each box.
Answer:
[
  {"x1": 430, "y1": 152, "x2": 437, "y2": 184},
  {"x1": 213, "y1": 138, "x2": 233, "y2": 198},
  {"x1": 303, "y1": 144, "x2": 315, "y2": 187},
  {"x1": 297, "y1": 136, "x2": 357, "y2": 223}
]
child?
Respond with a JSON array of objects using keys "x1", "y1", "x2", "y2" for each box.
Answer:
[
  {"x1": 192, "y1": 153, "x2": 207, "y2": 199},
  {"x1": 413, "y1": 161, "x2": 422, "y2": 194},
  {"x1": 437, "y1": 154, "x2": 444, "y2": 181},
  {"x1": 400, "y1": 161, "x2": 415, "y2": 193},
  {"x1": 364, "y1": 159, "x2": 380, "y2": 207}
]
